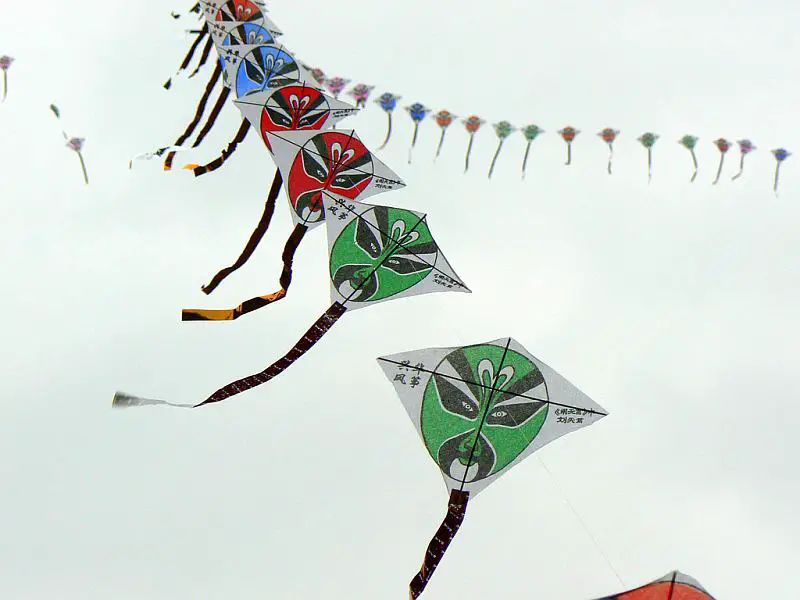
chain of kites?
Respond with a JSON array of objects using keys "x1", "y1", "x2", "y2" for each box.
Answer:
[{"x1": 1, "y1": 1, "x2": 729, "y2": 597}]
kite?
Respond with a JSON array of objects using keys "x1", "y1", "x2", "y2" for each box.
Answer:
[
  {"x1": 433, "y1": 110, "x2": 456, "y2": 161},
  {"x1": 592, "y1": 571, "x2": 716, "y2": 599},
  {"x1": 183, "y1": 127, "x2": 401, "y2": 320},
  {"x1": 377, "y1": 337, "x2": 607, "y2": 598},
  {"x1": 325, "y1": 76, "x2": 350, "y2": 99},
  {"x1": 190, "y1": 85, "x2": 359, "y2": 299},
  {"x1": 731, "y1": 139, "x2": 756, "y2": 181},
  {"x1": 50, "y1": 104, "x2": 89, "y2": 185},
  {"x1": 376, "y1": 93, "x2": 402, "y2": 150},
  {"x1": 348, "y1": 83, "x2": 374, "y2": 109},
  {"x1": 308, "y1": 67, "x2": 326, "y2": 86},
  {"x1": 487, "y1": 121, "x2": 515, "y2": 179},
  {"x1": 462, "y1": 115, "x2": 486, "y2": 173},
  {"x1": 772, "y1": 147, "x2": 791, "y2": 194},
  {"x1": 405, "y1": 103, "x2": 431, "y2": 164},
  {"x1": 558, "y1": 126, "x2": 579, "y2": 165},
  {"x1": 637, "y1": 132, "x2": 659, "y2": 183},
  {"x1": 520, "y1": 124, "x2": 543, "y2": 179},
  {"x1": 598, "y1": 128, "x2": 619, "y2": 174},
  {"x1": 115, "y1": 195, "x2": 470, "y2": 410},
  {"x1": 678, "y1": 135, "x2": 699, "y2": 182},
  {"x1": 0, "y1": 55, "x2": 13, "y2": 102},
  {"x1": 712, "y1": 138, "x2": 731, "y2": 185}
]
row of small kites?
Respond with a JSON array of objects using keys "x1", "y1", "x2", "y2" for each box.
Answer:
[{"x1": 0, "y1": 1, "x2": 721, "y2": 597}]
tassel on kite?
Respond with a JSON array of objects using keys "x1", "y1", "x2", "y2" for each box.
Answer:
[
  {"x1": 637, "y1": 132, "x2": 659, "y2": 183},
  {"x1": 0, "y1": 55, "x2": 14, "y2": 102},
  {"x1": 462, "y1": 115, "x2": 486, "y2": 173},
  {"x1": 433, "y1": 110, "x2": 456, "y2": 161},
  {"x1": 597, "y1": 128, "x2": 619, "y2": 174},
  {"x1": 488, "y1": 121, "x2": 515, "y2": 179},
  {"x1": 50, "y1": 104, "x2": 89, "y2": 185},
  {"x1": 712, "y1": 138, "x2": 731, "y2": 185},
  {"x1": 772, "y1": 148, "x2": 791, "y2": 195},
  {"x1": 348, "y1": 83, "x2": 375, "y2": 109},
  {"x1": 731, "y1": 139, "x2": 756, "y2": 181},
  {"x1": 406, "y1": 103, "x2": 431, "y2": 164},
  {"x1": 520, "y1": 124, "x2": 544, "y2": 179},
  {"x1": 679, "y1": 135, "x2": 699, "y2": 182},
  {"x1": 376, "y1": 93, "x2": 402, "y2": 150},
  {"x1": 558, "y1": 126, "x2": 579, "y2": 165}
]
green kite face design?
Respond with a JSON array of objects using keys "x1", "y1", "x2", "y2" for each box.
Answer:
[
  {"x1": 420, "y1": 344, "x2": 549, "y2": 484},
  {"x1": 330, "y1": 206, "x2": 437, "y2": 303}
]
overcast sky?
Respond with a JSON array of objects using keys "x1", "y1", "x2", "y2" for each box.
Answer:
[{"x1": 1, "y1": 0, "x2": 799, "y2": 598}]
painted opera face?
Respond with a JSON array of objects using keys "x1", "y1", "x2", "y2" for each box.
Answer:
[
  {"x1": 420, "y1": 345, "x2": 549, "y2": 484},
  {"x1": 260, "y1": 86, "x2": 332, "y2": 146},
  {"x1": 287, "y1": 132, "x2": 373, "y2": 224},
  {"x1": 215, "y1": 0, "x2": 263, "y2": 22},
  {"x1": 235, "y1": 45, "x2": 299, "y2": 97}
]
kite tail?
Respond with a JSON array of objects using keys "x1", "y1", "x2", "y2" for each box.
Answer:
[
  {"x1": 647, "y1": 148, "x2": 652, "y2": 184},
  {"x1": 186, "y1": 120, "x2": 251, "y2": 177},
  {"x1": 194, "y1": 302, "x2": 348, "y2": 408},
  {"x1": 112, "y1": 392, "x2": 195, "y2": 409},
  {"x1": 713, "y1": 154, "x2": 725, "y2": 185},
  {"x1": 464, "y1": 134, "x2": 474, "y2": 173},
  {"x1": 774, "y1": 162, "x2": 781, "y2": 195},
  {"x1": 565, "y1": 142, "x2": 572, "y2": 166},
  {"x1": 488, "y1": 140, "x2": 504, "y2": 179},
  {"x1": 732, "y1": 154, "x2": 745, "y2": 181},
  {"x1": 164, "y1": 63, "x2": 222, "y2": 170},
  {"x1": 164, "y1": 23, "x2": 208, "y2": 89},
  {"x1": 690, "y1": 149, "x2": 698, "y2": 183},
  {"x1": 200, "y1": 171, "x2": 283, "y2": 295},
  {"x1": 521, "y1": 141, "x2": 532, "y2": 180},
  {"x1": 607, "y1": 143, "x2": 613, "y2": 175},
  {"x1": 408, "y1": 490, "x2": 470, "y2": 599},
  {"x1": 188, "y1": 35, "x2": 213, "y2": 79},
  {"x1": 192, "y1": 87, "x2": 231, "y2": 148},
  {"x1": 378, "y1": 112, "x2": 392, "y2": 150},
  {"x1": 408, "y1": 122, "x2": 419, "y2": 164},
  {"x1": 434, "y1": 129, "x2": 446, "y2": 162},
  {"x1": 2, "y1": 71, "x2": 6, "y2": 102},
  {"x1": 182, "y1": 225, "x2": 307, "y2": 321},
  {"x1": 77, "y1": 152, "x2": 89, "y2": 185}
]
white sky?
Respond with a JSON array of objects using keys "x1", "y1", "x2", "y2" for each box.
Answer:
[{"x1": 1, "y1": 0, "x2": 799, "y2": 598}]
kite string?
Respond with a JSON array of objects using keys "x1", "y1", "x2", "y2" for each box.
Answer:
[{"x1": 537, "y1": 457, "x2": 626, "y2": 589}]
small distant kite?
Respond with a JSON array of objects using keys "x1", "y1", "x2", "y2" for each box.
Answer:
[
  {"x1": 376, "y1": 92, "x2": 402, "y2": 150},
  {"x1": 433, "y1": 110, "x2": 456, "y2": 161},
  {"x1": 679, "y1": 135, "x2": 699, "y2": 182},
  {"x1": 0, "y1": 55, "x2": 14, "y2": 102},
  {"x1": 348, "y1": 83, "x2": 374, "y2": 109},
  {"x1": 462, "y1": 115, "x2": 486, "y2": 173},
  {"x1": 488, "y1": 121, "x2": 515, "y2": 179},
  {"x1": 324, "y1": 76, "x2": 350, "y2": 99},
  {"x1": 712, "y1": 138, "x2": 731, "y2": 185},
  {"x1": 731, "y1": 139, "x2": 756, "y2": 181},
  {"x1": 558, "y1": 126, "x2": 580, "y2": 165},
  {"x1": 598, "y1": 128, "x2": 619, "y2": 174},
  {"x1": 520, "y1": 124, "x2": 544, "y2": 179},
  {"x1": 637, "y1": 132, "x2": 659, "y2": 183},
  {"x1": 50, "y1": 104, "x2": 89, "y2": 185},
  {"x1": 405, "y1": 103, "x2": 431, "y2": 164},
  {"x1": 772, "y1": 148, "x2": 791, "y2": 194}
]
